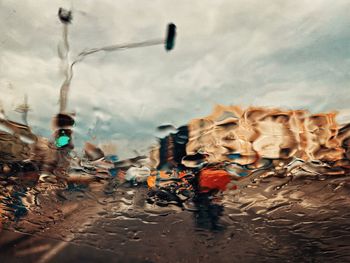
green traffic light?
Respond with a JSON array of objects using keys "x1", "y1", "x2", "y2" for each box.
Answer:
[{"x1": 55, "y1": 134, "x2": 70, "y2": 148}]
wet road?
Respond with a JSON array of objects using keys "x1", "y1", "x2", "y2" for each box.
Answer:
[{"x1": 1, "y1": 175, "x2": 350, "y2": 263}]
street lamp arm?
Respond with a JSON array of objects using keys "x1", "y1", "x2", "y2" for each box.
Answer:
[
  {"x1": 59, "y1": 38, "x2": 165, "y2": 113},
  {"x1": 77, "y1": 38, "x2": 164, "y2": 59}
]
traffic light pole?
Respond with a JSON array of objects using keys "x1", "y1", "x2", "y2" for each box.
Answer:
[
  {"x1": 59, "y1": 22, "x2": 176, "y2": 113},
  {"x1": 54, "y1": 7, "x2": 176, "y2": 156}
]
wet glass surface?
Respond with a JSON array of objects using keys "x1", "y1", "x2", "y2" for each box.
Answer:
[
  {"x1": 1, "y1": 158, "x2": 350, "y2": 262},
  {"x1": 2, "y1": 1, "x2": 350, "y2": 262}
]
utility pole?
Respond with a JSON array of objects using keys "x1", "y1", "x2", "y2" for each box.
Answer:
[{"x1": 53, "y1": 7, "x2": 177, "y2": 161}]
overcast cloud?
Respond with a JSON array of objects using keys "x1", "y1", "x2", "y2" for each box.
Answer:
[{"x1": 1, "y1": 0, "x2": 350, "y2": 158}]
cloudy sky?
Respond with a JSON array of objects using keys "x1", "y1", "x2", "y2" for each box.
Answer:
[{"x1": 1, "y1": 0, "x2": 350, "y2": 158}]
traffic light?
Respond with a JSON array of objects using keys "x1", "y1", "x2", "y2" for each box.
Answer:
[
  {"x1": 55, "y1": 129, "x2": 72, "y2": 148},
  {"x1": 58, "y1": 8, "x2": 72, "y2": 24},
  {"x1": 53, "y1": 113, "x2": 75, "y2": 127},
  {"x1": 52, "y1": 113, "x2": 74, "y2": 149},
  {"x1": 165, "y1": 23, "x2": 176, "y2": 51}
]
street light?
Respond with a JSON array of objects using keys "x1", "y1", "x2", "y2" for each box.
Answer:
[
  {"x1": 165, "y1": 23, "x2": 176, "y2": 51},
  {"x1": 73, "y1": 23, "x2": 177, "y2": 61},
  {"x1": 55, "y1": 7, "x2": 177, "y2": 153},
  {"x1": 58, "y1": 8, "x2": 72, "y2": 24}
]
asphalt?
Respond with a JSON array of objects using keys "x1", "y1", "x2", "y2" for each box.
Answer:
[{"x1": 1, "y1": 177, "x2": 350, "y2": 263}]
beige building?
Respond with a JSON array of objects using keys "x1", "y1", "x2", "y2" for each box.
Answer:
[{"x1": 186, "y1": 105, "x2": 348, "y2": 165}]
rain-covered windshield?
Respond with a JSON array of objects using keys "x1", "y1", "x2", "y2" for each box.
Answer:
[{"x1": 1, "y1": 1, "x2": 350, "y2": 262}]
